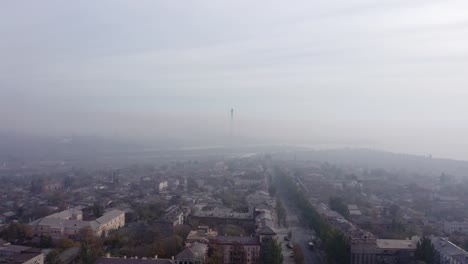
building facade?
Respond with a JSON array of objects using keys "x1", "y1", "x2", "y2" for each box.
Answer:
[
  {"x1": 431, "y1": 236, "x2": 468, "y2": 264},
  {"x1": 210, "y1": 236, "x2": 261, "y2": 264},
  {"x1": 29, "y1": 207, "x2": 125, "y2": 239}
]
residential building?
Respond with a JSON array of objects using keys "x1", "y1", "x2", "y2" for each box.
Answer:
[
  {"x1": 188, "y1": 207, "x2": 255, "y2": 233},
  {"x1": 29, "y1": 207, "x2": 125, "y2": 239},
  {"x1": 154, "y1": 206, "x2": 184, "y2": 238},
  {"x1": 431, "y1": 236, "x2": 468, "y2": 264},
  {"x1": 95, "y1": 256, "x2": 173, "y2": 264},
  {"x1": 175, "y1": 242, "x2": 207, "y2": 264},
  {"x1": 210, "y1": 236, "x2": 261, "y2": 264},
  {"x1": 375, "y1": 238, "x2": 417, "y2": 264},
  {"x1": 156, "y1": 180, "x2": 168, "y2": 192},
  {"x1": 444, "y1": 220, "x2": 468, "y2": 235},
  {"x1": 350, "y1": 230, "x2": 378, "y2": 264},
  {"x1": 0, "y1": 245, "x2": 44, "y2": 264}
]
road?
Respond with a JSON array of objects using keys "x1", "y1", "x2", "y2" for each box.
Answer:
[
  {"x1": 267, "y1": 165, "x2": 325, "y2": 263},
  {"x1": 276, "y1": 199, "x2": 325, "y2": 264}
]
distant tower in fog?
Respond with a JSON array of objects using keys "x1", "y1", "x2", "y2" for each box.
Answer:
[{"x1": 230, "y1": 108, "x2": 234, "y2": 138}]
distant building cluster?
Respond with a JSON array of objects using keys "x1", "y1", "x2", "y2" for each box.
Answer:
[{"x1": 290, "y1": 163, "x2": 468, "y2": 264}]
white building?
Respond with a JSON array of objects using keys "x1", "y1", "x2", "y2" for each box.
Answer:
[
  {"x1": 431, "y1": 236, "x2": 468, "y2": 264},
  {"x1": 444, "y1": 221, "x2": 468, "y2": 234},
  {"x1": 157, "y1": 180, "x2": 169, "y2": 192},
  {"x1": 29, "y1": 207, "x2": 125, "y2": 239}
]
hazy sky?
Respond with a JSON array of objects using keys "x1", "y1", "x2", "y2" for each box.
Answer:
[{"x1": 1, "y1": 0, "x2": 468, "y2": 159}]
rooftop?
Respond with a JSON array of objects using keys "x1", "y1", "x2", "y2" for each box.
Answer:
[
  {"x1": 213, "y1": 236, "x2": 259, "y2": 245},
  {"x1": 376, "y1": 239, "x2": 416, "y2": 250},
  {"x1": 96, "y1": 210, "x2": 125, "y2": 225},
  {"x1": 95, "y1": 257, "x2": 173, "y2": 264},
  {"x1": 0, "y1": 245, "x2": 32, "y2": 253},
  {"x1": 258, "y1": 226, "x2": 276, "y2": 236},
  {"x1": 176, "y1": 242, "x2": 207, "y2": 259},
  {"x1": 431, "y1": 236, "x2": 468, "y2": 262},
  {"x1": 192, "y1": 207, "x2": 253, "y2": 219},
  {"x1": 0, "y1": 252, "x2": 43, "y2": 264}
]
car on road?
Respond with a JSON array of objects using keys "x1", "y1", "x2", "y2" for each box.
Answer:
[
  {"x1": 308, "y1": 241, "x2": 314, "y2": 250},
  {"x1": 286, "y1": 243, "x2": 293, "y2": 249},
  {"x1": 284, "y1": 236, "x2": 290, "y2": 241}
]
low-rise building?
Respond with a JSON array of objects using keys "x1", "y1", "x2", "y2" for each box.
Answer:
[
  {"x1": 444, "y1": 220, "x2": 468, "y2": 235},
  {"x1": 375, "y1": 238, "x2": 417, "y2": 264},
  {"x1": 188, "y1": 207, "x2": 255, "y2": 233},
  {"x1": 29, "y1": 207, "x2": 125, "y2": 239},
  {"x1": 350, "y1": 230, "x2": 378, "y2": 264},
  {"x1": 431, "y1": 236, "x2": 468, "y2": 264},
  {"x1": 0, "y1": 245, "x2": 44, "y2": 264},
  {"x1": 156, "y1": 181, "x2": 169, "y2": 192},
  {"x1": 95, "y1": 256, "x2": 173, "y2": 264},
  {"x1": 175, "y1": 242, "x2": 207, "y2": 264},
  {"x1": 210, "y1": 236, "x2": 261, "y2": 264}
]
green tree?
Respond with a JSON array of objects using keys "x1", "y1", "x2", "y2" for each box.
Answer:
[
  {"x1": 79, "y1": 227, "x2": 103, "y2": 264},
  {"x1": 415, "y1": 237, "x2": 435, "y2": 264},
  {"x1": 151, "y1": 235, "x2": 184, "y2": 258},
  {"x1": 329, "y1": 196, "x2": 349, "y2": 219},
  {"x1": 206, "y1": 244, "x2": 224, "y2": 264},
  {"x1": 325, "y1": 231, "x2": 350, "y2": 264},
  {"x1": 173, "y1": 224, "x2": 192, "y2": 240},
  {"x1": 275, "y1": 168, "x2": 351, "y2": 264},
  {"x1": 0, "y1": 222, "x2": 32, "y2": 240},
  {"x1": 276, "y1": 200, "x2": 287, "y2": 227},
  {"x1": 45, "y1": 250, "x2": 61, "y2": 264},
  {"x1": 39, "y1": 235, "x2": 53, "y2": 248},
  {"x1": 56, "y1": 237, "x2": 78, "y2": 251},
  {"x1": 262, "y1": 239, "x2": 283, "y2": 264}
]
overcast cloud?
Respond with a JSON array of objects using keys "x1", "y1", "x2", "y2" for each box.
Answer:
[{"x1": 1, "y1": 0, "x2": 468, "y2": 159}]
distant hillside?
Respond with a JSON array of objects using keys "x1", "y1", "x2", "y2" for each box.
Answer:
[
  {"x1": 0, "y1": 131, "x2": 144, "y2": 161},
  {"x1": 292, "y1": 148, "x2": 468, "y2": 177},
  {"x1": 0, "y1": 131, "x2": 272, "y2": 164}
]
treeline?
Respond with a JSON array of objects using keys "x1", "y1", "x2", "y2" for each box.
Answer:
[
  {"x1": 329, "y1": 197, "x2": 350, "y2": 220},
  {"x1": 275, "y1": 168, "x2": 350, "y2": 264}
]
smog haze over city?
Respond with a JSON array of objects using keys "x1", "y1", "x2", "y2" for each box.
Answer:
[
  {"x1": 2, "y1": 2, "x2": 468, "y2": 264},
  {"x1": 2, "y1": 0, "x2": 468, "y2": 160}
]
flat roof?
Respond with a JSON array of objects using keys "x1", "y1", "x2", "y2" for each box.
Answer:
[
  {"x1": 214, "y1": 236, "x2": 259, "y2": 245},
  {"x1": 0, "y1": 252, "x2": 43, "y2": 263},
  {"x1": 95, "y1": 257, "x2": 173, "y2": 264},
  {"x1": 376, "y1": 239, "x2": 416, "y2": 250},
  {"x1": 431, "y1": 237, "x2": 468, "y2": 259}
]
